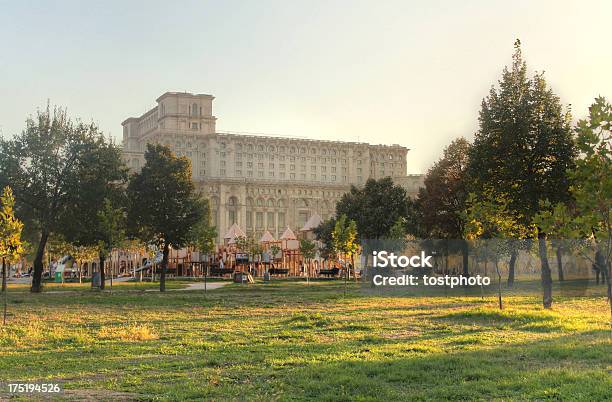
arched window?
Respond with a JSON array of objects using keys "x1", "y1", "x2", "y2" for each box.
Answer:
[{"x1": 267, "y1": 199, "x2": 275, "y2": 208}]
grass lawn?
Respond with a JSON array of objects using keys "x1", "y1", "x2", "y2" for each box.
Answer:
[{"x1": 0, "y1": 279, "x2": 610, "y2": 401}]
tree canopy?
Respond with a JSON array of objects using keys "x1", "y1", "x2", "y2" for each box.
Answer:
[{"x1": 336, "y1": 177, "x2": 412, "y2": 240}]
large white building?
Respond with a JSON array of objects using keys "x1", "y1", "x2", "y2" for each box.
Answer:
[{"x1": 122, "y1": 92, "x2": 423, "y2": 242}]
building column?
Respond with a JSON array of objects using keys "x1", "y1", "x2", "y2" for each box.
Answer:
[{"x1": 239, "y1": 184, "x2": 247, "y2": 233}]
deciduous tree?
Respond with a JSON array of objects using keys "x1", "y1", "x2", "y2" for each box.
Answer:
[{"x1": 127, "y1": 144, "x2": 205, "y2": 292}]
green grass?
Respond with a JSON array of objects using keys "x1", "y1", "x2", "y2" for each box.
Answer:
[{"x1": 0, "y1": 279, "x2": 610, "y2": 401}]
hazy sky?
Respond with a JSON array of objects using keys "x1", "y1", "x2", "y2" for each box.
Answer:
[{"x1": 1, "y1": 0, "x2": 610, "y2": 173}]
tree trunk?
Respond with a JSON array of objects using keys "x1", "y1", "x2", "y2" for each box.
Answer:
[
  {"x1": 99, "y1": 254, "x2": 106, "y2": 290},
  {"x1": 1, "y1": 257, "x2": 6, "y2": 292},
  {"x1": 538, "y1": 231, "x2": 553, "y2": 309},
  {"x1": 495, "y1": 259, "x2": 503, "y2": 310},
  {"x1": 160, "y1": 243, "x2": 169, "y2": 292},
  {"x1": 556, "y1": 246, "x2": 564, "y2": 282},
  {"x1": 462, "y1": 240, "x2": 469, "y2": 277},
  {"x1": 3, "y1": 257, "x2": 7, "y2": 325},
  {"x1": 507, "y1": 249, "x2": 517, "y2": 287},
  {"x1": 31, "y1": 230, "x2": 49, "y2": 293}
]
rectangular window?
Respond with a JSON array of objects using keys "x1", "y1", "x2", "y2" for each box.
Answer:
[
  {"x1": 277, "y1": 212, "x2": 285, "y2": 229},
  {"x1": 256, "y1": 212, "x2": 263, "y2": 228},
  {"x1": 267, "y1": 212, "x2": 274, "y2": 228},
  {"x1": 246, "y1": 211, "x2": 253, "y2": 228}
]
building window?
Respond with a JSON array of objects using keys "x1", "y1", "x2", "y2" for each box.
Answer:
[
  {"x1": 246, "y1": 211, "x2": 253, "y2": 228},
  {"x1": 278, "y1": 212, "x2": 285, "y2": 229},
  {"x1": 267, "y1": 212, "x2": 274, "y2": 228},
  {"x1": 256, "y1": 212, "x2": 263, "y2": 228},
  {"x1": 191, "y1": 103, "x2": 198, "y2": 116},
  {"x1": 191, "y1": 123, "x2": 198, "y2": 130}
]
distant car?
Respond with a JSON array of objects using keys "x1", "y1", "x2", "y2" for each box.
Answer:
[{"x1": 20, "y1": 273, "x2": 30, "y2": 278}]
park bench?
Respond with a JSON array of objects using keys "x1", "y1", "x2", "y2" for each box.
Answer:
[
  {"x1": 209, "y1": 267, "x2": 234, "y2": 277},
  {"x1": 268, "y1": 267, "x2": 290, "y2": 276},
  {"x1": 318, "y1": 267, "x2": 340, "y2": 277}
]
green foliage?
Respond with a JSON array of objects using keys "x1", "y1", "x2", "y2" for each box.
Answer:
[
  {"x1": 467, "y1": 40, "x2": 575, "y2": 226},
  {"x1": 336, "y1": 177, "x2": 412, "y2": 239},
  {"x1": 417, "y1": 137, "x2": 471, "y2": 238},
  {"x1": 299, "y1": 239, "x2": 317, "y2": 261},
  {"x1": 388, "y1": 217, "x2": 407, "y2": 240},
  {"x1": 0, "y1": 105, "x2": 124, "y2": 291},
  {"x1": 188, "y1": 202, "x2": 217, "y2": 256},
  {"x1": 464, "y1": 191, "x2": 534, "y2": 263},
  {"x1": 127, "y1": 143, "x2": 205, "y2": 250},
  {"x1": 332, "y1": 214, "x2": 359, "y2": 259},
  {"x1": 571, "y1": 97, "x2": 611, "y2": 243},
  {"x1": 313, "y1": 218, "x2": 337, "y2": 259},
  {"x1": 97, "y1": 198, "x2": 127, "y2": 257}
]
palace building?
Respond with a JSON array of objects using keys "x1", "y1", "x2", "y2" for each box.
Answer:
[{"x1": 122, "y1": 92, "x2": 423, "y2": 242}]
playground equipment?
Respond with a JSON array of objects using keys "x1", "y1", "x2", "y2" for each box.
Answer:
[{"x1": 54, "y1": 255, "x2": 74, "y2": 282}]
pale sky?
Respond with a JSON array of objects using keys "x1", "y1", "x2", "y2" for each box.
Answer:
[{"x1": 1, "y1": 0, "x2": 610, "y2": 173}]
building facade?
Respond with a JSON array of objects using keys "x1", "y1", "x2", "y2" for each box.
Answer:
[{"x1": 122, "y1": 92, "x2": 424, "y2": 242}]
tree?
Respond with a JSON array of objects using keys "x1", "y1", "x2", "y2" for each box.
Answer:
[
  {"x1": 300, "y1": 239, "x2": 317, "y2": 281},
  {"x1": 188, "y1": 204, "x2": 217, "y2": 270},
  {"x1": 0, "y1": 106, "x2": 122, "y2": 292},
  {"x1": 417, "y1": 138, "x2": 471, "y2": 277},
  {"x1": 464, "y1": 191, "x2": 533, "y2": 309},
  {"x1": 336, "y1": 177, "x2": 412, "y2": 240},
  {"x1": 332, "y1": 214, "x2": 359, "y2": 283},
  {"x1": 57, "y1": 134, "x2": 127, "y2": 289},
  {"x1": 572, "y1": 97, "x2": 611, "y2": 306},
  {"x1": 314, "y1": 218, "x2": 337, "y2": 261},
  {"x1": 97, "y1": 198, "x2": 127, "y2": 291},
  {"x1": 0, "y1": 187, "x2": 24, "y2": 325},
  {"x1": 127, "y1": 144, "x2": 205, "y2": 292},
  {"x1": 467, "y1": 40, "x2": 575, "y2": 307},
  {"x1": 537, "y1": 97, "x2": 611, "y2": 330}
]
